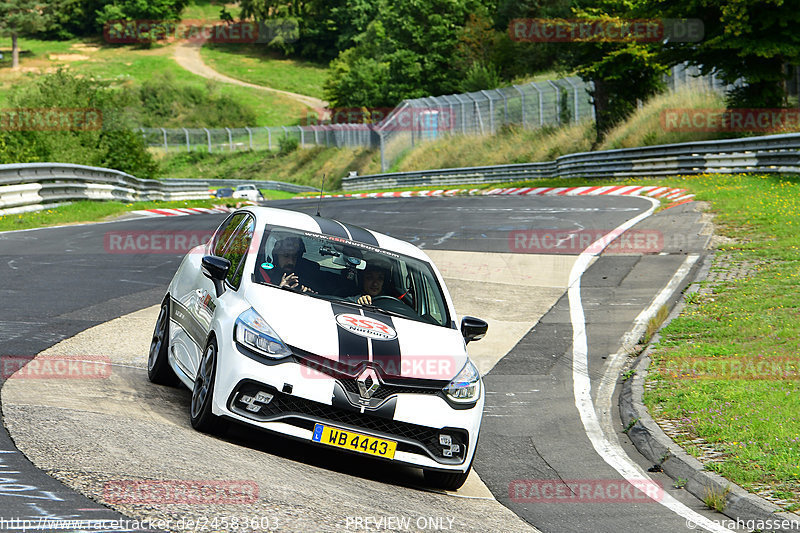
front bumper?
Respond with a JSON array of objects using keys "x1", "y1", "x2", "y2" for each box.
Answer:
[{"x1": 212, "y1": 337, "x2": 483, "y2": 471}]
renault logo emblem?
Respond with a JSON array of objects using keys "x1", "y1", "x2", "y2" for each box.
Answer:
[{"x1": 356, "y1": 368, "x2": 380, "y2": 400}]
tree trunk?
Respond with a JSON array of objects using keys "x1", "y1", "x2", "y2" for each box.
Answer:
[{"x1": 11, "y1": 33, "x2": 19, "y2": 69}]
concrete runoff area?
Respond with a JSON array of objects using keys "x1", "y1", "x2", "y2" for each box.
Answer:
[{"x1": 2, "y1": 251, "x2": 579, "y2": 532}]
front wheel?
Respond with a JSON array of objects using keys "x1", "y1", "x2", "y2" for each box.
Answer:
[
  {"x1": 423, "y1": 463, "x2": 472, "y2": 491},
  {"x1": 190, "y1": 339, "x2": 229, "y2": 435},
  {"x1": 148, "y1": 300, "x2": 177, "y2": 386}
]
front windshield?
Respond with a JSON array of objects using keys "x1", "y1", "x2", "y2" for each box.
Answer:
[{"x1": 253, "y1": 225, "x2": 451, "y2": 328}]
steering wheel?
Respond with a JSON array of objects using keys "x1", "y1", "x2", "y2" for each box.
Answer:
[{"x1": 371, "y1": 295, "x2": 404, "y2": 304}]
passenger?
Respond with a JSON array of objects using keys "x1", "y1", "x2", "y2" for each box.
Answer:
[{"x1": 355, "y1": 262, "x2": 388, "y2": 305}]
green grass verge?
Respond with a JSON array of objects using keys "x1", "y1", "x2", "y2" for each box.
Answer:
[
  {"x1": 640, "y1": 173, "x2": 800, "y2": 509},
  {"x1": 200, "y1": 43, "x2": 328, "y2": 101},
  {"x1": 0, "y1": 192, "x2": 294, "y2": 232}
]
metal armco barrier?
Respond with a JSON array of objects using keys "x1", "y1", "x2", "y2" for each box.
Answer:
[
  {"x1": 342, "y1": 132, "x2": 800, "y2": 191},
  {"x1": 0, "y1": 163, "x2": 211, "y2": 214},
  {"x1": 187, "y1": 178, "x2": 318, "y2": 193}
]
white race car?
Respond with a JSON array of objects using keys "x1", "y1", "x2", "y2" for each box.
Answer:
[
  {"x1": 148, "y1": 207, "x2": 487, "y2": 490},
  {"x1": 231, "y1": 184, "x2": 264, "y2": 202}
]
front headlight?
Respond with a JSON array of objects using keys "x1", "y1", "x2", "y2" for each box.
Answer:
[
  {"x1": 234, "y1": 308, "x2": 291, "y2": 359},
  {"x1": 444, "y1": 360, "x2": 481, "y2": 403}
]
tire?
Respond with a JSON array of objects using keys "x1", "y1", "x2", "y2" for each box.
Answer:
[
  {"x1": 190, "y1": 338, "x2": 229, "y2": 435},
  {"x1": 148, "y1": 300, "x2": 178, "y2": 386},
  {"x1": 423, "y1": 463, "x2": 472, "y2": 491}
]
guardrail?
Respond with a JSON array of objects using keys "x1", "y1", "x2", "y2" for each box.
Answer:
[
  {"x1": 181, "y1": 178, "x2": 318, "y2": 193},
  {"x1": 342, "y1": 132, "x2": 800, "y2": 190},
  {"x1": 0, "y1": 163, "x2": 211, "y2": 215}
]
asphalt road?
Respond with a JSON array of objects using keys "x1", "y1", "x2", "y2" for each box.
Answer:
[{"x1": 0, "y1": 195, "x2": 725, "y2": 532}]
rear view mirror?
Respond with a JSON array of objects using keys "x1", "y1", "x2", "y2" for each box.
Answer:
[
  {"x1": 202, "y1": 255, "x2": 231, "y2": 297},
  {"x1": 461, "y1": 316, "x2": 488, "y2": 344}
]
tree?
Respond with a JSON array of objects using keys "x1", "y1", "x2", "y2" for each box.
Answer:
[
  {"x1": 557, "y1": 2, "x2": 668, "y2": 140},
  {"x1": 0, "y1": 0, "x2": 46, "y2": 68},
  {"x1": 324, "y1": 0, "x2": 487, "y2": 108},
  {"x1": 645, "y1": 0, "x2": 800, "y2": 108}
]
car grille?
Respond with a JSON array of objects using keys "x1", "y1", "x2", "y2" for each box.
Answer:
[
  {"x1": 229, "y1": 381, "x2": 467, "y2": 464},
  {"x1": 337, "y1": 377, "x2": 441, "y2": 399}
]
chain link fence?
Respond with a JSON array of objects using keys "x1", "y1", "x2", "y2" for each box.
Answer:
[{"x1": 141, "y1": 66, "x2": 735, "y2": 172}]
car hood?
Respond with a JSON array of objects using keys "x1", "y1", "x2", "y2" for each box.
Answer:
[{"x1": 244, "y1": 284, "x2": 468, "y2": 381}]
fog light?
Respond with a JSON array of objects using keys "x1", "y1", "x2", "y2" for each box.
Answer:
[
  {"x1": 239, "y1": 391, "x2": 274, "y2": 412},
  {"x1": 439, "y1": 433, "x2": 461, "y2": 458}
]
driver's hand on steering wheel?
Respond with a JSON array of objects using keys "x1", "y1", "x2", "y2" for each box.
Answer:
[{"x1": 356, "y1": 294, "x2": 372, "y2": 305}]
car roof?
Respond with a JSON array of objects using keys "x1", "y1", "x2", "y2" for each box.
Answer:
[{"x1": 239, "y1": 206, "x2": 430, "y2": 261}]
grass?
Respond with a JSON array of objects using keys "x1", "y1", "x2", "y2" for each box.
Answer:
[
  {"x1": 157, "y1": 145, "x2": 379, "y2": 189},
  {"x1": 703, "y1": 486, "x2": 731, "y2": 512},
  {"x1": 640, "y1": 173, "x2": 800, "y2": 510},
  {"x1": 183, "y1": 0, "x2": 238, "y2": 20},
  {"x1": 0, "y1": 193, "x2": 293, "y2": 232},
  {"x1": 200, "y1": 43, "x2": 328, "y2": 101},
  {"x1": 0, "y1": 37, "x2": 308, "y2": 126}
]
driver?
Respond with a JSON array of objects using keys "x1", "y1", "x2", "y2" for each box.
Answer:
[{"x1": 264, "y1": 236, "x2": 317, "y2": 293}]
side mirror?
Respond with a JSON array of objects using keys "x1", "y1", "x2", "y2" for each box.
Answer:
[
  {"x1": 461, "y1": 316, "x2": 488, "y2": 344},
  {"x1": 202, "y1": 255, "x2": 231, "y2": 297}
]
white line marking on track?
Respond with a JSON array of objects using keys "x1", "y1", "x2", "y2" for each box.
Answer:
[{"x1": 568, "y1": 200, "x2": 732, "y2": 533}]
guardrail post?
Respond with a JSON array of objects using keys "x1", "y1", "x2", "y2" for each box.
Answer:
[
  {"x1": 203, "y1": 128, "x2": 211, "y2": 153},
  {"x1": 245, "y1": 127, "x2": 253, "y2": 150},
  {"x1": 299, "y1": 126, "x2": 304, "y2": 147},
  {"x1": 266, "y1": 127, "x2": 272, "y2": 150},
  {"x1": 160, "y1": 128, "x2": 168, "y2": 151},
  {"x1": 182, "y1": 128, "x2": 190, "y2": 151}
]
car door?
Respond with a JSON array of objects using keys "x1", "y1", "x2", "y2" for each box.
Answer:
[{"x1": 186, "y1": 212, "x2": 256, "y2": 378}]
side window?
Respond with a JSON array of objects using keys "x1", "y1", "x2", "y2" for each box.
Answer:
[
  {"x1": 224, "y1": 216, "x2": 255, "y2": 290},
  {"x1": 212, "y1": 213, "x2": 246, "y2": 257}
]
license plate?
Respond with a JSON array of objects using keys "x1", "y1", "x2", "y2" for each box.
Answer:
[{"x1": 312, "y1": 423, "x2": 397, "y2": 459}]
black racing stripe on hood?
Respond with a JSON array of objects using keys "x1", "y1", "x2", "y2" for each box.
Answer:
[
  {"x1": 361, "y1": 311, "x2": 401, "y2": 377},
  {"x1": 331, "y1": 302, "x2": 369, "y2": 367},
  {"x1": 315, "y1": 218, "x2": 350, "y2": 239},
  {"x1": 340, "y1": 222, "x2": 379, "y2": 246}
]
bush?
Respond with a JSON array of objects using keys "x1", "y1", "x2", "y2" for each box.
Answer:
[
  {"x1": 0, "y1": 70, "x2": 158, "y2": 178},
  {"x1": 136, "y1": 73, "x2": 258, "y2": 128},
  {"x1": 278, "y1": 136, "x2": 299, "y2": 156}
]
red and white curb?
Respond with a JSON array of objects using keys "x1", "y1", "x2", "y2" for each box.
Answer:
[
  {"x1": 131, "y1": 206, "x2": 234, "y2": 217},
  {"x1": 295, "y1": 185, "x2": 694, "y2": 205}
]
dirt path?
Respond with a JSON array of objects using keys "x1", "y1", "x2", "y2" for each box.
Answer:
[{"x1": 173, "y1": 41, "x2": 328, "y2": 111}]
